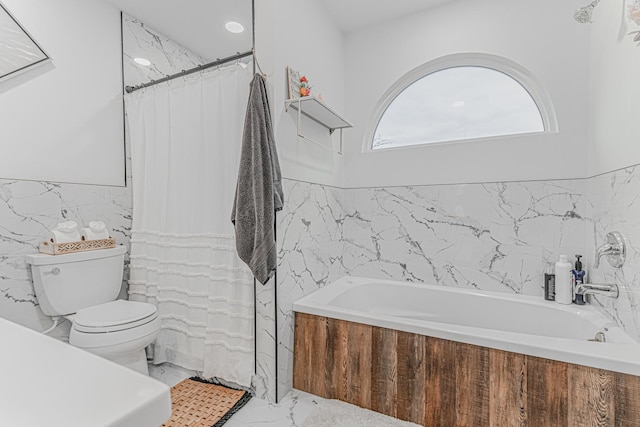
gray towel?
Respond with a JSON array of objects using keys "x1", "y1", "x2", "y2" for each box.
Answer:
[{"x1": 231, "y1": 73, "x2": 283, "y2": 285}]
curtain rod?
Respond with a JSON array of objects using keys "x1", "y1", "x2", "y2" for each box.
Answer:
[{"x1": 125, "y1": 50, "x2": 254, "y2": 94}]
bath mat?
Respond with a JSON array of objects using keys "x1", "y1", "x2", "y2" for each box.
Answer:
[
  {"x1": 302, "y1": 399, "x2": 421, "y2": 427},
  {"x1": 162, "y1": 377, "x2": 251, "y2": 427}
]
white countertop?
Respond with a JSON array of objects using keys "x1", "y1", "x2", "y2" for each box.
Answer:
[{"x1": 0, "y1": 317, "x2": 171, "y2": 427}]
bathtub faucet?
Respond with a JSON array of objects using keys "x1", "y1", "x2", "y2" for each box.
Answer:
[{"x1": 575, "y1": 283, "x2": 619, "y2": 304}]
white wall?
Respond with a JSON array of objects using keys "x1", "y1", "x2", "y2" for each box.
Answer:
[
  {"x1": 0, "y1": 0, "x2": 125, "y2": 186},
  {"x1": 588, "y1": 0, "x2": 640, "y2": 176},
  {"x1": 343, "y1": 0, "x2": 591, "y2": 187},
  {"x1": 255, "y1": 0, "x2": 346, "y2": 188}
]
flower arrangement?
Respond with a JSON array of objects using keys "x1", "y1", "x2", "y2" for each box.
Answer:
[
  {"x1": 299, "y1": 76, "x2": 311, "y2": 97},
  {"x1": 628, "y1": 0, "x2": 640, "y2": 46},
  {"x1": 629, "y1": 0, "x2": 640, "y2": 25}
]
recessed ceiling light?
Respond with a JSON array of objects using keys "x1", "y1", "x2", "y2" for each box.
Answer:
[
  {"x1": 452, "y1": 100, "x2": 466, "y2": 108},
  {"x1": 225, "y1": 21, "x2": 244, "y2": 34},
  {"x1": 134, "y1": 57, "x2": 151, "y2": 67}
]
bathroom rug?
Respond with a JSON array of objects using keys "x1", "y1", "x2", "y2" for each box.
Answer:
[
  {"x1": 302, "y1": 399, "x2": 421, "y2": 427},
  {"x1": 162, "y1": 377, "x2": 251, "y2": 427}
]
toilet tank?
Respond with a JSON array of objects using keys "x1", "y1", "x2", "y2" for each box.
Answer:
[{"x1": 25, "y1": 246, "x2": 127, "y2": 316}]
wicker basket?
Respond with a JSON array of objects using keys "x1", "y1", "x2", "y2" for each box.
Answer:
[{"x1": 39, "y1": 238, "x2": 116, "y2": 255}]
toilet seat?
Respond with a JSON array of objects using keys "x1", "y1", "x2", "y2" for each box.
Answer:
[
  {"x1": 70, "y1": 300, "x2": 161, "y2": 351},
  {"x1": 73, "y1": 300, "x2": 158, "y2": 333}
]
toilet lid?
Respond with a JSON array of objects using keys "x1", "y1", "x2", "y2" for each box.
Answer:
[{"x1": 73, "y1": 300, "x2": 157, "y2": 332}]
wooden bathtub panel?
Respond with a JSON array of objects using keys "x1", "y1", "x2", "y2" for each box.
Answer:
[
  {"x1": 569, "y1": 364, "x2": 615, "y2": 427},
  {"x1": 424, "y1": 336, "x2": 457, "y2": 426},
  {"x1": 396, "y1": 331, "x2": 426, "y2": 424},
  {"x1": 293, "y1": 313, "x2": 640, "y2": 427},
  {"x1": 371, "y1": 327, "x2": 398, "y2": 417},
  {"x1": 526, "y1": 355, "x2": 568, "y2": 427},
  {"x1": 292, "y1": 312, "x2": 311, "y2": 392},
  {"x1": 292, "y1": 313, "x2": 328, "y2": 396},
  {"x1": 455, "y1": 342, "x2": 489, "y2": 426},
  {"x1": 325, "y1": 317, "x2": 348, "y2": 401},
  {"x1": 489, "y1": 349, "x2": 527, "y2": 427},
  {"x1": 347, "y1": 322, "x2": 372, "y2": 409},
  {"x1": 615, "y1": 372, "x2": 640, "y2": 426}
]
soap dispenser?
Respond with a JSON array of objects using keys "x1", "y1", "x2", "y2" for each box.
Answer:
[
  {"x1": 572, "y1": 255, "x2": 586, "y2": 285},
  {"x1": 572, "y1": 255, "x2": 587, "y2": 305}
]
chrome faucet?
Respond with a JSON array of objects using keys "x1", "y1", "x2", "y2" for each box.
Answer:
[
  {"x1": 575, "y1": 283, "x2": 619, "y2": 304},
  {"x1": 593, "y1": 231, "x2": 626, "y2": 269}
]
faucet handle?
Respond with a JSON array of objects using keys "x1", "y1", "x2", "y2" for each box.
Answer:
[{"x1": 594, "y1": 231, "x2": 626, "y2": 269}]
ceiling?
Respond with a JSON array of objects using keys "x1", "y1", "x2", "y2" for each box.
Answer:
[
  {"x1": 101, "y1": 0, "x2": 455, "y2": 60},
  {"x1": 319, "y1": 0, "x2": 456, "y2": 34},
  {"x1": 102, "y1": 0, "x2": 252, "y2": 61}
]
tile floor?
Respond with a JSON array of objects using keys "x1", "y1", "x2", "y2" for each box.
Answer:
[{"x1": 149, "y1": 363, "x2": 323, "y2": 426}]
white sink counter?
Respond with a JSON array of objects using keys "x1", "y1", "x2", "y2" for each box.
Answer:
[{"x1": 0, "y1": 317, "x2": 171, "y2": 427}]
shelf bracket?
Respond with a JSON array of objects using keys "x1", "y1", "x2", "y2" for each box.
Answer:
[
  {"x1": 294, "y1": 99, "x2": 342, "y2": 154},
  {"x1": 284, "y1": 97, "x2": 352, "y2": 155}
]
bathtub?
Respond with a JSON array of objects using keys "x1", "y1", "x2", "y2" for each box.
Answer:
[{"x1": 293, "y1": 275, "x2": 640, "y2": 376}]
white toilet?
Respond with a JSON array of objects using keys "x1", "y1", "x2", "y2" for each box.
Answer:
[{"x1": 25, "y1": 246, "x2": 160, "y2": 375}]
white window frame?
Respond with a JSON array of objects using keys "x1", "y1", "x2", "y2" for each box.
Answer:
[{"x1": 363, "y1": 53, "x2": 558, "y2": 152}]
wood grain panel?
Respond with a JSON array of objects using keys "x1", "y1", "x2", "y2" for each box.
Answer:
[
  {"x1": 309, "y1": 314, "x2": 328, "y2": 397},
  {"x1": 489, "y1": 349, "x2": 527, "y2": 427},
  {"x1": 569, "y1": 364, "x2": 615, "y2": 427},
  {"x1": 396, "y1": 331, "x2": 426, "y2": 424},
  {"x1": 292, "y1": 313, "x2": 640, "y2": 427},
  {"x1": 424, "y1": 336, "x2": 457, "y2": 427},
  {"x1": 325, "y1": 317, "x2": 348, "y2": 401},
  {"x1": 292, "y1": 312, "x2": 311, "y2": 392},
  {"x1": 371, "y1": 327, "x2": 397, "y2": 417},
  {"x1": 615, "y1": 372, "x2": 640, "y2": 426},
  {"x1": 527, "y1": 355, "x2": 568, "y2": 427},
  {"x1": 455, "y1": 342, "x2": 489, "y2": 426},
  {"x1": 347, "y1": 322, "x2": 372, "y2": 409},
  {"x1": 294, "y1": 313, "x2": 329, "y2": 397}
]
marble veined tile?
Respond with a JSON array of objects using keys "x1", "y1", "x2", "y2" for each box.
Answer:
[
  {"x1": 276, "y1": 179, "x2": 347, "y2": 400},
  {"x1": 122, "y1": 14, "x2": 207, "y2": 88},
  {"x1": 586, "y1": 166, "x2": 640, "y2": 341},
  {"x1": 223, "y1": 390, "x2": 321, "y2": 427},
  {"x1": 0, "y1": 178, "x2": 132, "y2": 338}
]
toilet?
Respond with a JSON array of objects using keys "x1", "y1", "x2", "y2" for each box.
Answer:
[{"x1": 25, "y1": 246, "x2": 160, "y2": 375}]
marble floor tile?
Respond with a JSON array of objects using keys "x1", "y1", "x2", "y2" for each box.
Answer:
[
  {"x1": 149, "y1": 362, "x2": 321, "y2": 426},
  {"x1": 224, "y1": 390, "x2": 322, "y2": 427},
  {"x1": 148, "y1": 362, "x2": 196, "y2": 388}
]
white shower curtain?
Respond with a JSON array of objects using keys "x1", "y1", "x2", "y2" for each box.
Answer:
[{"x1": 125, "y1": 62, "x2": 254, "y2": 387}]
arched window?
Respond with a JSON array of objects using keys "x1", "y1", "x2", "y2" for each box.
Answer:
[{"x1": 368, "y1": 54, "x2": 557, "y2": 151}]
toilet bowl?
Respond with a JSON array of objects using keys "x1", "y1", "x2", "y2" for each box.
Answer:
[
  {"x1": 25, "y1": 246, "x2": 160, "y2": 375},
  {"x1": 69, "y1": 300, "x2": 160, "y2": 374}
]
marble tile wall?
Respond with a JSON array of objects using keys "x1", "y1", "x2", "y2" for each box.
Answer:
[
  {"x1": 0, "y1": 180, "x2": 131, "y2": 340},
  {"x1": 275, "y1": 179, "x2": 347, "y2": 400},
  {"x1": 586, "y1": 165, "x2": 640, "y2": 342},
  {"x1": 342, "y1": 180, "x2": 587, "y2": 295},
  {"x1": 122, "y1": 14, "x2": 206, "y2": 88}
]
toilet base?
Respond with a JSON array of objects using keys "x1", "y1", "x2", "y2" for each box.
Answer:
[
  {"x1": 69, "y1": 323, "x2": 160, "y2": 376},
  {"x1": 100, "y1": 348, "x2": 149, "y2": 375}
]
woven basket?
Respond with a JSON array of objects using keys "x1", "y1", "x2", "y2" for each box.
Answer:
[{"x1": 39, "y1": 238, "x2": 116, "y2": 255}]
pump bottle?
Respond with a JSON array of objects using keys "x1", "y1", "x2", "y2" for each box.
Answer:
[{"x1": 572, "y1": 255, "x2": 587, "y2": 304}]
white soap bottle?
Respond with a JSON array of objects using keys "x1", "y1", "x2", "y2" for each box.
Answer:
[{"x1": 555, "y1": 254, "x2": 573, "y2": 304}]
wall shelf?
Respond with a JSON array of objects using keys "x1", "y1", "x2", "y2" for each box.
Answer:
[{"x1": 285, "y1": 96, "x2": 353, "y2": 154}]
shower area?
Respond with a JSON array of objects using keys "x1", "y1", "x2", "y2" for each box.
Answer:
[{"x1": 118, "y1": 0, "x2": 276, "y2": 393}]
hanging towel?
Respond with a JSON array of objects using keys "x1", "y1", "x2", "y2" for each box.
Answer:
[{"x1": 231, "y1": 73, "x2": 283, "y2": 285}]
